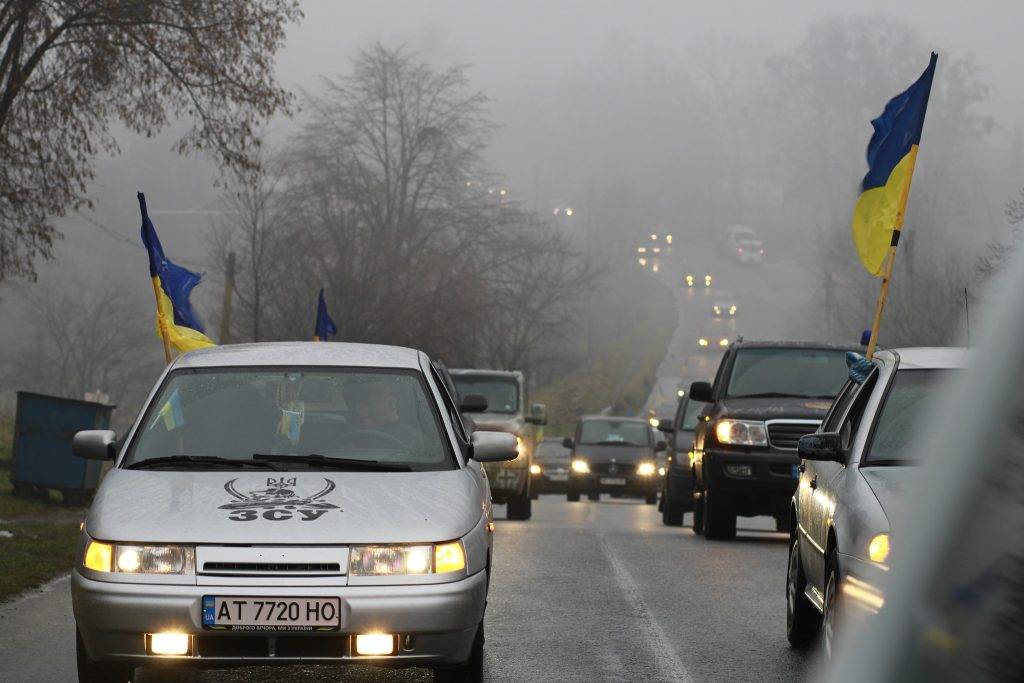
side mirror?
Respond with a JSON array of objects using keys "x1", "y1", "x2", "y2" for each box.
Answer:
[
  {"x1": 797, "y1": 432, "x2": 843, "y2": 463},
  {"x1": 655, "y1": 440, "x2": 667, "y2": 453},
  {"x1": 73, "y1": 430, "x2": 117, "y2": 461},
  {"x1": 460, "y1": 394, "x2": 489, "y2": 413},
  {"x1": 656, "y1": 418, "x2": 675, "y2": 434},
  {"x1": 562, "y1": 436, "x2": 574, "y2": 449},
  {"x1": 526, "y1": 403, "x2": 547, "y2": 425},
  {"x1": 689, "y1": 380, "x2": 713, "y2": 403},
  {"x1": 470, "y1": 431, "x2": 518, "y2": 462}
]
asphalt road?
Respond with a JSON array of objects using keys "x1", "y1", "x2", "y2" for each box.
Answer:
[
  {"x1": 0, "y1": 248, "x2": 823, "y2": 682},
  {"x1": 0, "y1": 501, "x2": 815, "y2": 682}
]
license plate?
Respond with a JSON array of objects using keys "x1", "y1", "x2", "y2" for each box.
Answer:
[
  {"x1": 202, "y1": 596, "x2": 341, "y2": 631},
  {"x1": 548, "y1": 473, "x2": 568, "y2": 482},
  {"x1": 600, "y1": 477, "x2": 627, "y2": 485}
]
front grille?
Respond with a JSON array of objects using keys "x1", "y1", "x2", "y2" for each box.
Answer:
[
  {"x1": 195, "y1": 635, "x2": 348, "y2": 658},
  {"x1": 202, "y1": 562, "x2": 341, "y2": 573},
  {"x1": 593, "y1": 462, "x2": 636, "y2": 476},
  {"x1": 767, "y1": 422, "x2": 820, "y2": 450},
  {"x1": 197, "y1": 635, "x2": 267, "y2": 658}
]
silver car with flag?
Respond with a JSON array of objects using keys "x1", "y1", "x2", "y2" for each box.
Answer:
[{"x1": 71, "y1": 342, "x2": 517, "y2": 682}]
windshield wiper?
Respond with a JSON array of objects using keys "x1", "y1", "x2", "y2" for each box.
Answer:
[
  {"x1": 126, "y1": 455, "x2": 280, "y2": 470},
  {"x1": 861, "y1": 459, "x2": 914, "y2": 467},
  {"x1": 252, "y1": 453, "x2": 412, "y2": 472}
]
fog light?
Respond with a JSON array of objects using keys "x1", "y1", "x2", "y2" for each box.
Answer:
[
  {"x1": 148, "y1": 632, "x2": 190, "y2": 656},
  {"x1": 355, "y1": 633, "x2": 396, "y2": 656},
  {"x1": 725, "y1": 464, "x2": 752, "y2": 477}
]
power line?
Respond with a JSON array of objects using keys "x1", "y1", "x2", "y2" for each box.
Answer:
[{"x1": 72, "y1": 210, "x2": 215, "y2": 271}]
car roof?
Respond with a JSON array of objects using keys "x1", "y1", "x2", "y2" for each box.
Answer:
[
  {"x1": 172, "y1": 342, "x2": 425, "y2": 370},
  {"x1": 886, "y1": 347, "x2": 970, "y2": 370},
  {"x1": 450, "y1": 368, "x2": 523, "y2": 380},
  {"x1": 732, "y1": 340, "x2": 860, "y2": 351}
]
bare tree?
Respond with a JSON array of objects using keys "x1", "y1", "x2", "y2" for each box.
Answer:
[
  {"x1": 210, "y1": 144, "x2": 290, "y2": 342},
  {"x1": 1, "y1": 273, "x2": 162, "y2": 413},
  {"x1": 0, "y1": 0, "x2": 302, "y2": 282},
  {"x1": 976, "y1": 188, "x2": 1024, "y2": 282}
]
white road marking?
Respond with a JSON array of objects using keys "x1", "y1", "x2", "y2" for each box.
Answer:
[{"x1": 596, "y1": 529, "x2": 692, "y2": 682}]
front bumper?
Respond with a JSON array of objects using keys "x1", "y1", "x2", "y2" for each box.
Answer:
[
  {"x1": 531, "y1": 468, "x2": 569, "y2": 494},
  {"x1": 702, "y1": 447, "x2": 799, "y2": 515},
  {"x1": 72, "y1": 569, "x2": 487, "y2": 667},
  {"x1": 569, "y1": 472, "x2": 659, "y2": 496}
]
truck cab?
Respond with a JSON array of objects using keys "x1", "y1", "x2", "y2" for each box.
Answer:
[{"x1": 450, "y1": 369, "x2": 546, "y2": 520}]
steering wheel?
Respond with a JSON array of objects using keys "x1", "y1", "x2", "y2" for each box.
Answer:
[{"x1": 338, "y1": 429, "x2": 408, "y2": 450}]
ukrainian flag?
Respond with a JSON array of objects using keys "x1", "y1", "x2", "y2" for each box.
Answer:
[
  {"x1": 852, "y1": 53, "x2": 937, "y2": 276},
  {"x1": 138, "y1": 192, "x2": 216, "y2": 353}
]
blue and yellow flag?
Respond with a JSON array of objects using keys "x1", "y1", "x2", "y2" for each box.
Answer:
[
  {"x1": 852, "y1": 53, "x2": 937, "y2": 276},
  {"x1": 138, "y1": 192, "x2": 216, "y2": 354},
  {"x1": 313, "y1": 288, "x2": 337, "y2": 342}
]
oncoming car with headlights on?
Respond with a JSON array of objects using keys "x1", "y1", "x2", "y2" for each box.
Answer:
[
  {"x1": 564, "y1": 416, "x2": 665, "y2": 504},
  {"x1": 786, "y1": 347, "x2": 967, "y2": 657},
  {"x1": 70, "y1": 343, "x2": 518, "y2": 682}
]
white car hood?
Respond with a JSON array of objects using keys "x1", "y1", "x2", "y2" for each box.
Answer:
[{"x1": 87, "y1": 468, "x2": 484, "y2": 545}]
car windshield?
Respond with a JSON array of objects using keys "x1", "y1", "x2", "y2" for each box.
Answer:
[
  {"x1": 680, "y1": 400, "x2": 703, "y2": 431},
  {"x1": 123, "y1": 368, "x2": 454, "y2": 471},
  {"x1": 535, "y1": 441, "x2": 569, "y2": 462},
  {"x1": 733, "y1": 228, "x2": 756, "y2": 240},
  {"x1": 452, "y1": 376, "x2": 519, "y2": 414},
  {"x1": 726, "y1": 348, "x2": 849, "y2": 399},
  {"x1": 863, "y1": 369, "x2": 959, "y2": 465},
  {"x1": 578, "y1": 420, "x2": 650, "y2": 447}
]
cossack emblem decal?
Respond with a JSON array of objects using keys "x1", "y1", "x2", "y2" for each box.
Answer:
[{"x1": 219, "y1": 477, "x2": 340, "y2": 521}]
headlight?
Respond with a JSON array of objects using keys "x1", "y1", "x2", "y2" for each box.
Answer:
[
  {"x1": 868, "y1": 534, "x2": 890, "y2": 564},
  {"x1": 713, "y1": 306, "x2": 721, "y2": 314},
  {"x1": 349, "y1": 541, "x2": 465, "y2": 576},
  {"x1": 698, "y1": 337, "x2": 709, "y2": 347},
  {"x1": 83, "y1": 540, "x2": 195, "y2": 575},
  {"x1": 685, "y1": 275, "x2": 694, "y2": 286},
  {"x1": 529, "y1": 464, "x2": 542, "y2": 475},
  {"x1": 718, "y1": 338, "x2": 729, "y2": 347},
  {"x1": 637, "y1": 462, "x2": 656, "y2": 476},
  {"x1": 704, "y1": 275, "x2": 712, "y2": 286},
  {"x1": 571, "y1": 459, "x2": 590, "y2": 474},
  {"x1": 658, "y1": 466, "x2": 666, "y2": 476},
  {"x1": 714, "y1": 419, "x2": 768, "y2": 446},
  {"x1": 648, "y1": 417, "x2": 659, "y2": 428},
  {"x1": 729, "y1": 305, "x2": 737, "y2": 315}
]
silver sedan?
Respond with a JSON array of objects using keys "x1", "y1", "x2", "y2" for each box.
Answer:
[
  {"x1": 70, "y1": 342, "x2": 517, "y2": 682},
  {"x1": 786, "y1": 347, "x2": 967, "y2": 657}
]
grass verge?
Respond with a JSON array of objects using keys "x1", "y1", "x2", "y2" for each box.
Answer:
[
  {"x1": 536, "y1": 275, "x2": 676, "y2": 436},
  {"x1": 0, "y1": 414, "x2": 83, "y2": 601}
]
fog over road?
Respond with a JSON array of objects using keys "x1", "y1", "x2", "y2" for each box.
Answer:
[{"x1": 0, "y1": 250, "x2": 822, "y2": 682}]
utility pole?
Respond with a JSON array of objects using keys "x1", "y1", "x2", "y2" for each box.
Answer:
[{"x1": 219, "y1": 251, "x2": 236, "y2": 344}]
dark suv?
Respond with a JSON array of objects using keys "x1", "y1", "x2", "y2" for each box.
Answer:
[
  {"x1": 657, "y1": 390, "x2": 705, "y2": 526},
  {"x1": 689, "y1": 341, "x2": 856, "y2": 540}
]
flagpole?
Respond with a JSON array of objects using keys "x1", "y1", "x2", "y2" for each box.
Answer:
[
  {"x1": 149, "y1": 277, "x2": 173, "y2": 364},
  {"x1": 865, "y1": 147, "x2": 919, "y2": 359}
]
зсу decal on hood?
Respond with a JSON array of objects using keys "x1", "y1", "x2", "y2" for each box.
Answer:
[{"x1": 219, "y1": 477, "x2": 341, "y2": 522}]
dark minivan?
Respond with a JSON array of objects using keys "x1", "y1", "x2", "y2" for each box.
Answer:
[{"x1": 564, "y1": 416, "x2": 664, "y2": 504}]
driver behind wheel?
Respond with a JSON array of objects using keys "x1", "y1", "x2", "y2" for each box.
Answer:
[{"x1": 341, "y1": 379, "x2": 423, "y2": 450}]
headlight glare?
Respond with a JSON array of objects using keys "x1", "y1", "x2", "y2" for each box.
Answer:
[
  {"x1": 434, "y1": 541, "x2": 466, "y2": 573},
  {"x1": 637, "y1": 462, "x2": 656, "y2": 476},
  {"x1": 349, "y1": 542, "x2": 466, "y2": 576},
  {"x1": 571, "y1": 459, "x2": 590, "y2": 474},
  {"x1": 529, "y1": 463, "x2": 542, "y2": 475},
  {"x1": 868, "y1": 533, "x2": 890, "y2": 564},
  {"x1": 84, "y1": 540, "x2": 112, "y2": 572},
  {"x1": 84, "y1": 541, "x2": 194, "y2": 575},
  {"x1": 715, "y1": 419, "x2": 768, "y2": 446}
]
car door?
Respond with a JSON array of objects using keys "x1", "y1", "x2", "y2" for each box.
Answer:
[
  {"x1": 800, "y1": 379, "x2": 857, "y2": 588},
  {"x1": 806, "y1": 371, "x2": 879, "y2": 590}
]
